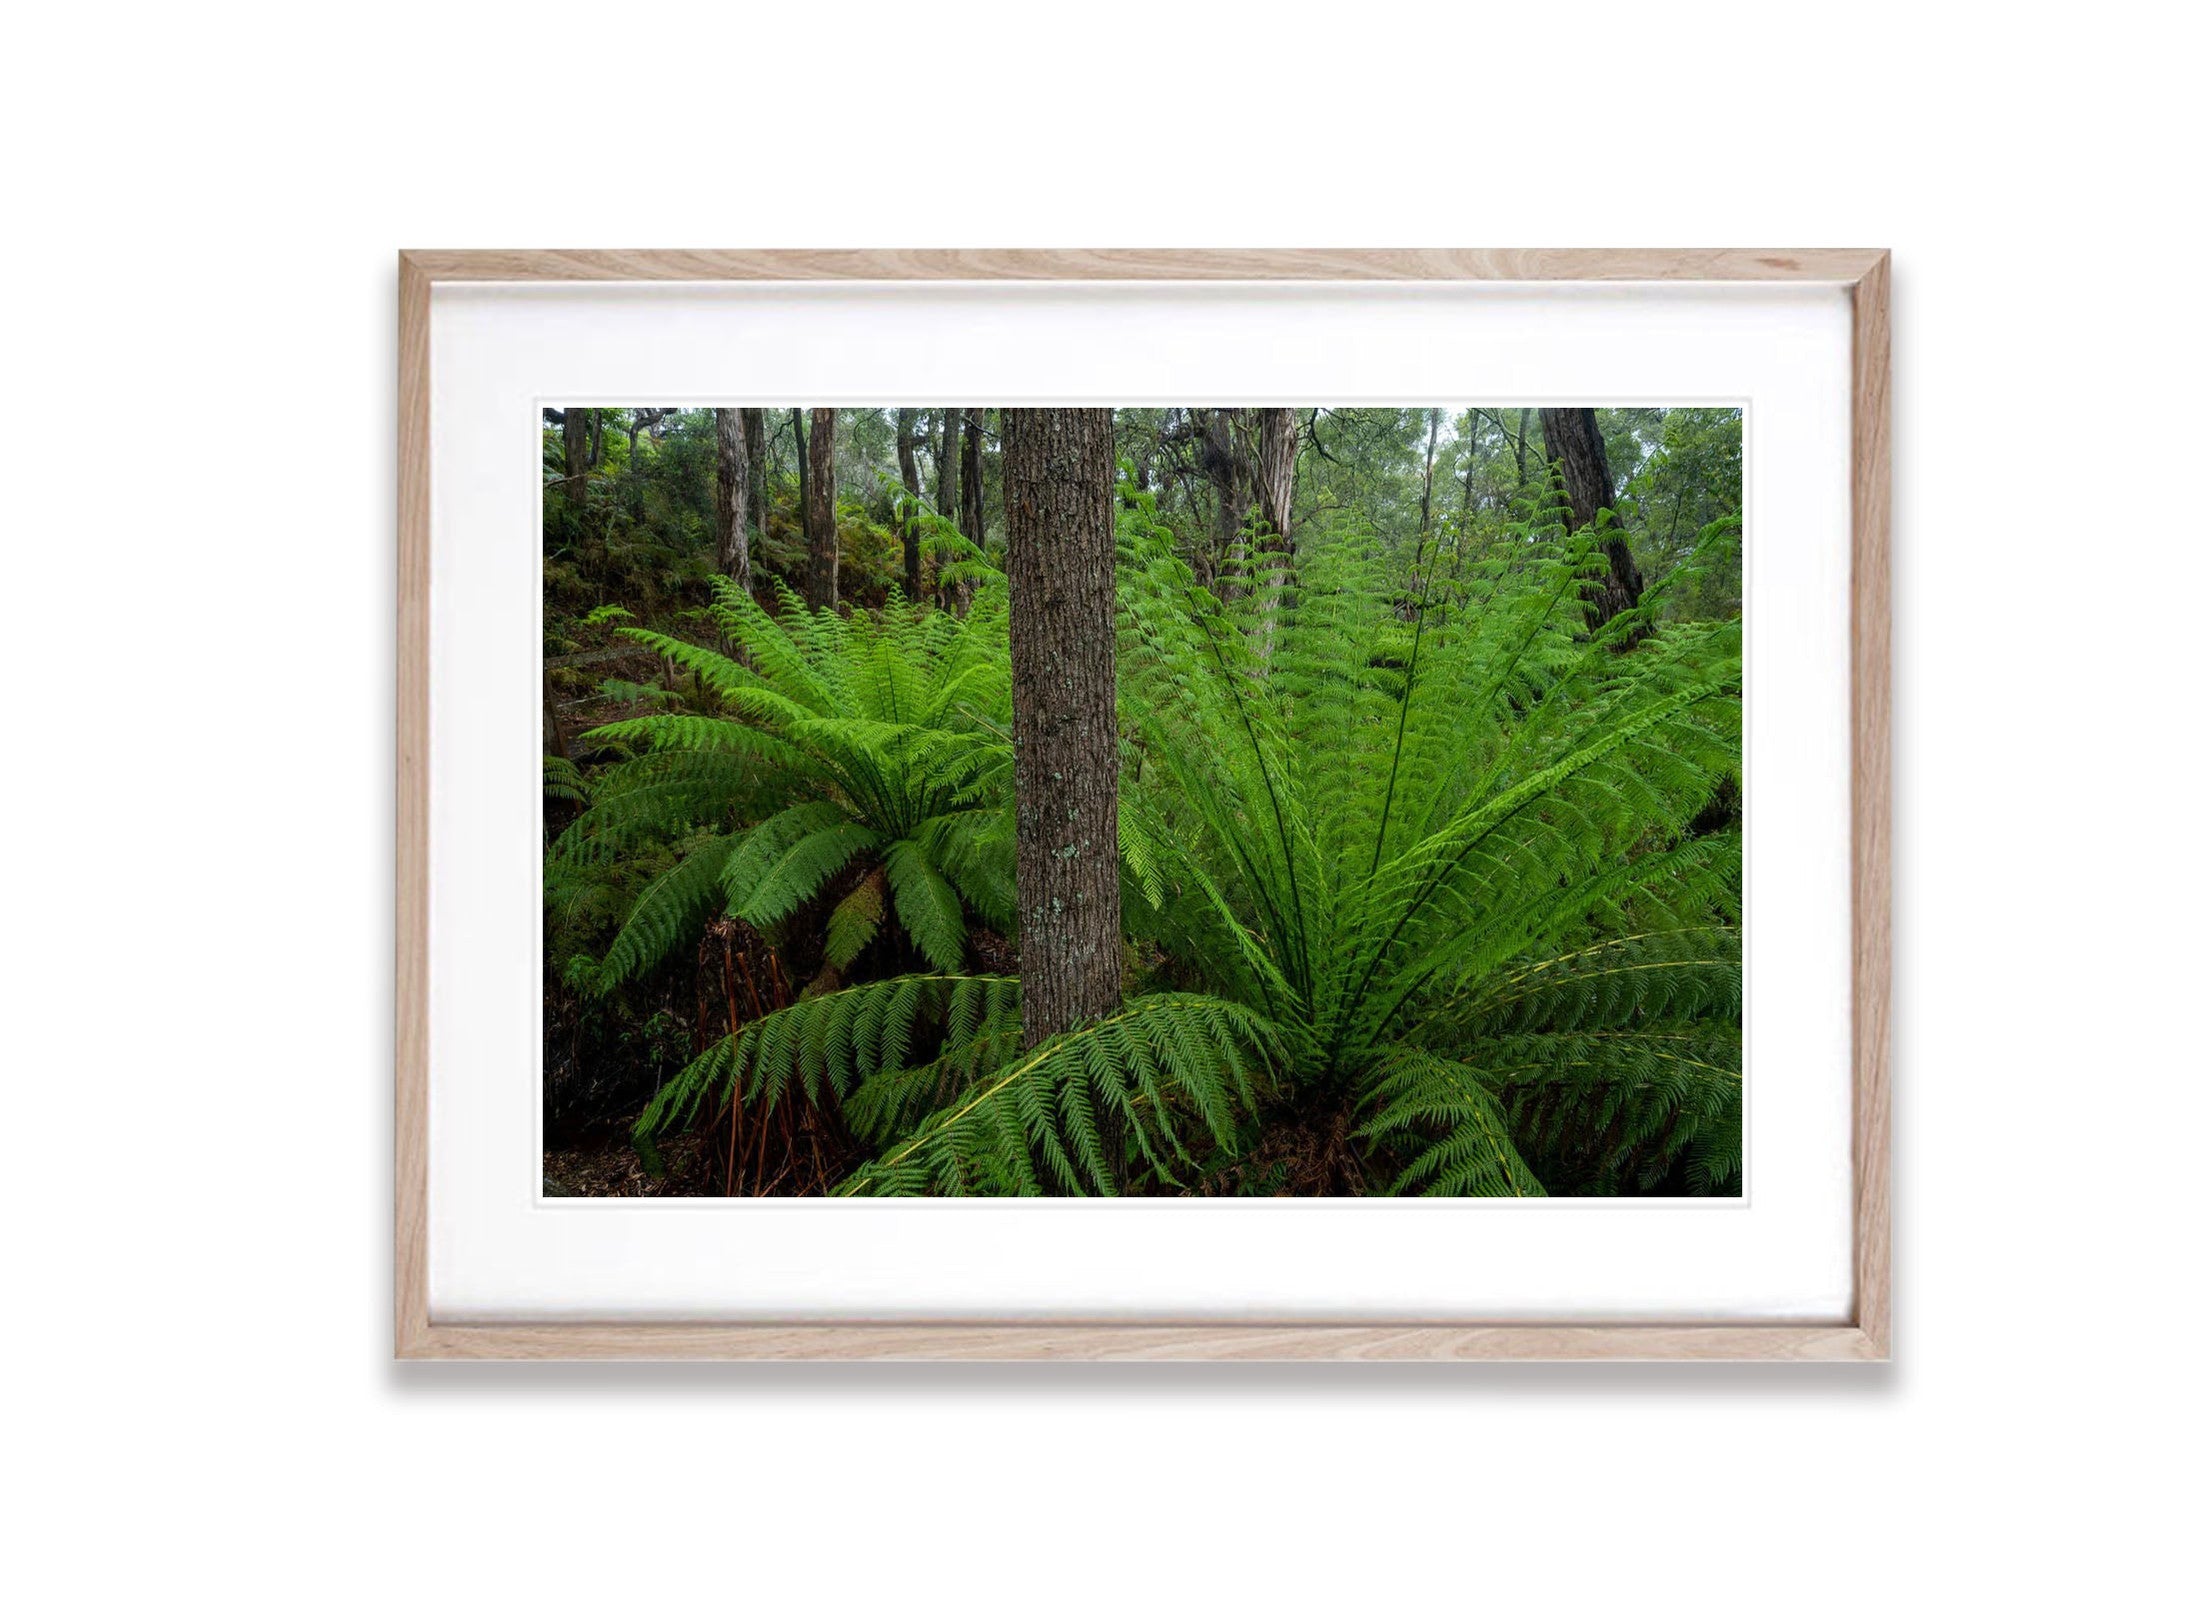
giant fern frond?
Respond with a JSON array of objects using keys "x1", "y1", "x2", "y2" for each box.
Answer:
[{"x1": 838, "y1": 993, "x2": 1280, "y2": 1197}]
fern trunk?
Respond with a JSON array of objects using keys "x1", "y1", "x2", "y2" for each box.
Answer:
[{"x1": 1003, "y1": 407, "x2": 1122, "y2": 1044}]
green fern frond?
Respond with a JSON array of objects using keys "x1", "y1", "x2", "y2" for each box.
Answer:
[
  {"x1": 1354, "y1": 1050, "x2": 1546, "y2": 1197},
  {"x1": 572, "y1": 830, "x2": 740, "y2": 996},
  {"x1": 733, "y1": 812, "x2": 880, "y2": 930},
  {"x1": 883, "y1": 838, "x2": 966, "y2": 974},
  {"x1": 543, "y1": 755, "x2": 590, "y2": 805},
  {"x1": 823, "y1": 868, "x2": 888, "y2": 971},
  {"x1": 838, "y1": 994, "x2": 1280, "y2": 1197},
  {"x1": 633, "y1": 974, "x2": 1023, "y2": 1159}
]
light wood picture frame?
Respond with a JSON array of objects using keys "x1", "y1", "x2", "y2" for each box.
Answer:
[{"x1": 397, "y1": 248, "x2": 1890, "y2": 1360}]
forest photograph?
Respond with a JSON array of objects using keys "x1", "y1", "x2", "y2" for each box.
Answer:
[{"x1": 542, "y1": 403, "x2": 1743, "y2": 1200}]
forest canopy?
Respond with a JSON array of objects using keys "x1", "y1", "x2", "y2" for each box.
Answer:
[{"x1": 542, "y1": 404, "x2": 1744, "y2": 1199}]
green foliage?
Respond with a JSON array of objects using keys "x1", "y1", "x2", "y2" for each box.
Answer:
[
  {"x1": 543, "y1": 755, "x2": 590, "y2": 806},
  {"x1": 637, "y1": 966, "x2": 1276, "y2": 1196},
  {"x1": 1099, "y1": 466, "x2": 1744, "y2": 1197},
  {"x1": 635, "y1": 973, "x2": 1020, "y2": 1153},
  {"x1": 841, "y1": 993, "x2": 1279, "y2": 1197},
  {"x1": 549, "y1": 575, "x2": 1015, "y2": 1007},
  {"x1": 563, "y1": 408, "x2": 1745, "y2": 1198}
]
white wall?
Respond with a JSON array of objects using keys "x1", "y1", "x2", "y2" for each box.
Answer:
[{"x1": 8, "y1": 3, "x2": 2188, "y2": 1593}]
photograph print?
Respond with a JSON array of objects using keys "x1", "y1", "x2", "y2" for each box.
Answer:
[{"x1": 541, "y1": 404, "x2": 1743, "y2": 1200}]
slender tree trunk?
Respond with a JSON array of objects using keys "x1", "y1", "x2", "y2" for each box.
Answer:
[
  {"x1": 959, "y1": 407, "x2": 987, "y2": 551},
  {"x1": 1417, "y1": 406, "x2": 1440, "y2": 535},
  {"x1": 792, "y1": 407, "x2": 807, "y2": 502},
  {"x1": 1002, "y1": 407, "x2": 1122, "y2": 1045},
  {"x1": 562, "y1": 407, "x2": 588, "y2": 507},
  {"x1": 932, "y1": 408, "x2": 963, "y2": 613},
  {"x1": 895, "y1": 407, "x2": 924, "y2": 603},
  {"x1": 801, "y1": 407, "x2": 837, "y2": 612},
  {"x1": 1251, "y1": 407, "x2": 1300, "y2": 657},
  {"x1": 935, "y1": 407, "x2": 962, "y2": 530},
  {"x1": 954, "y1": 407, "x2": 987, "y2": 617},
  {"x1": 1456, "y1": 410, "x2": 1483, "y2": 544},
  {"x1": 1539, "y1": 406, "x2": 1648, "y2": 640},
  {"x1": 742, "y1": 409, "x2": 768, "y2": 567},
  {"x1": 713, "y1": 408, "x2": 752, "y2": 592}
]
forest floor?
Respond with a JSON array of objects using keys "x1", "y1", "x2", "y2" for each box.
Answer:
[{"x1": 543, "y1": 1129, "x2": 710, "y2": 1198}]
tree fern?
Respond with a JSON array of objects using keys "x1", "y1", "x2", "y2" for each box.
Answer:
[
  {"x1": 548, "y1": 574, "x2": 1015, "y2": 1018},
  {"x1": 616, "y1": 468, "x2": 1743, "y2": 1198},
  {"x1": 1103, "y1": 469, "x2": 1744, "y2": 1197}
]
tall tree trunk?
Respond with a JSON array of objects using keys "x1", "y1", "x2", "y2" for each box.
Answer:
[
  {"x1": 1417, "y1": 407, "x2": 1440, "y2": 534},
  {"x1": 742, "y1": 408, "x2": 768, "y2": 584},
  {"x1": 954, "y1": 406, "x2": 987, "y2": 618},
  {"x1": 801, "y1": 407, "x2": 837, "y2": 612},
  {"x1": 933, "y1": 408, "x2": 963, "y2": 611},
  {"x1": 1458, "y1": 410, "x2": 1484, "y2": 535},
  {"x1": 713, "y1": 408, "x2": 752, "y2": 593},
  {"x1": 1539, "y1": 406, "x2": 1648, "y2": 640},
  {"x1": 1193, "y1": 407, "x2": 1249, "y2": 598},
  {"x1": 562, "y1": 407, "x2": 588, "y2": 507},
  {"x1": 959, "y1": 407, "x2": 986, "y2": 551},
  {"x1": 1002, "y1": 407, "x2": 1122, "y2": 1045},
  {"x1": 895, "y1": 407, "x2": 924, "y2": 603},
  {"x1": 935, "y1": 408, "x2": 962, "y2": 525},
  {"x1": 1250, "y1": 407, "x2": 1299, "y2": 657}
]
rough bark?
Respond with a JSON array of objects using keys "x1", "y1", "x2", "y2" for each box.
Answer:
[
  {"x1": 1002, "y1": 407, "x2": 1122, "y2": 1045},
  {"x1": 1538, "y1": 406, "x2": 1648, "y2": 640},
  {"x1": 713, "y1": 407, "x2": 752, "y2": 592},
  {"x1": 801, "y1": 407, "x2": 837, "y2": 612},
  {"x1": 895, "y1": 407, "x2": 924, "y2": 603}
]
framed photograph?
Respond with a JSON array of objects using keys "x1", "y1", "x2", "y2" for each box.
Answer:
[{"x1": 397, "y1": 249, "x2": 1889, "y2": 1359}]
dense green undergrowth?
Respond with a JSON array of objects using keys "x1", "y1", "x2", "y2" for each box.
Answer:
[{"x1": 548, "y1": 453, "x2": 1744, "y2": 1197}]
